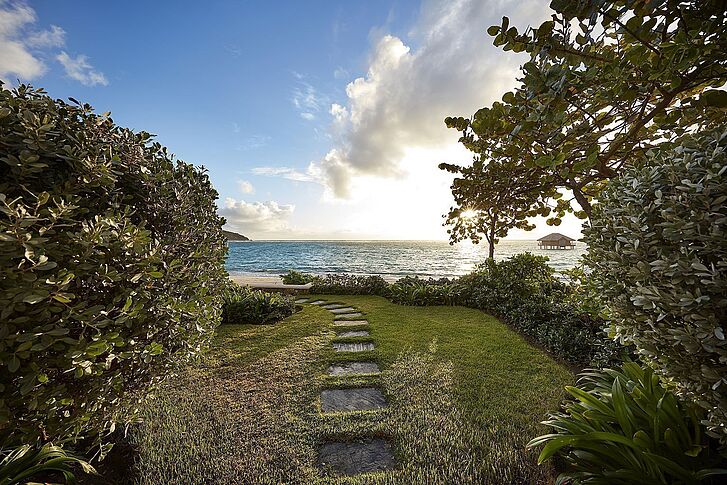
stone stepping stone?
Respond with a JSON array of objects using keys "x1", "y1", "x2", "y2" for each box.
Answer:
[
  {"x1": 321, "y1": 303, "x2": 346, "y2": 309},
  {"x1": 329, "y1": 307, "x2": 357, "y2": 314},
  {"x1": 310, "y1": 300, "x2": 328, "y2": 305},
  {"x1": 332, "y1": 320, "x2": 368, "y2": 327},
  {"x1": 333, "y1": 342, "x2": 374, "y2": 352},
  {"x1": 334, "y1": 312, "x2": 363, "y2": 319},
  {"x1": 320, "y1": 387, "x2": 386, "y2": 412},
  {"x1": 318, "y1": 439, "x2": 395, "y2": 476},
  {"x1": 327, "y1": 362, "x2": 380, "y2": 376},
  {"x1": 336, "y1": 330, "x2": 370, "y2": 338},
  {"x1": 295, "y1": 298, "x2": 309, "y2": 304}
]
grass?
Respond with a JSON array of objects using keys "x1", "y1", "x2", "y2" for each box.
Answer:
[{"x1": 131, "y1": 296, "x2": 573, "y2": 484}]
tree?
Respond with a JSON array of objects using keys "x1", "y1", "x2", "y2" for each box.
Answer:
[
  {"x1": 440, "y1": 157, "x2": 551, "y2": 258},
  {"x1": 445, "y1": 0, "x2": 727, "y2": 222}
]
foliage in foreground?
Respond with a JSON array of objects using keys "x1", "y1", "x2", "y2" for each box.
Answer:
[
  {"x1": 0, "y1": 443, "x2": 96, "y2": 485},
  {"x1": 0, "y1": 85, "x2": 228, "y2": 447},
  {"x1": 528, "y1": 362, "x2": 727, "y2": 484},
  {"x1": 221, "y1": 284, "x2": 295, "y2": 324},
  {"x1": 584, "y1": 128, "x2": 727, "y2": 442}
]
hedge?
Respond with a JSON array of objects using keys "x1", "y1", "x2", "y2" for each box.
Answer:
[
  {"x1": 0, "y1": 85, "x2": 228, "y2": 448},
  {"x1": 584, "y1": 127, "x2": 727, "y2": 442}
]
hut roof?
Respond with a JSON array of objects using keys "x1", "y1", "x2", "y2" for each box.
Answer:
[{"x1": 538, "y1": 232, "x2": 576, "y2": 242}]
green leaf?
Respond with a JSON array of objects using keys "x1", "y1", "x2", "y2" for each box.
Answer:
[
  {"x1": 8, "y1": 355, "x2": 20, "y2": 372},
  {"x1": 701, "y1": 90, "x2": 727, "y2": 108}
]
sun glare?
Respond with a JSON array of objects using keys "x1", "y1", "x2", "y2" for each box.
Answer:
[{"x1": 460, "y1": 209, "x2": 478, "y2": 220}]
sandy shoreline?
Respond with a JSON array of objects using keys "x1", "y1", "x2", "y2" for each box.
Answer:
[{"x1": 230, "y1": 274, "x2": 313, "y2": 289}]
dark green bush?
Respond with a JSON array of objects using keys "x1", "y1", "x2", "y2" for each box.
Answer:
[
  {"x1": 460, "y1": 254, "x2": 625, "y2": 367},
  {"x1": 528, "y1": 362, "x2": 727, "y2": 484},
  {"x1": 221, "y1": 284, "x2": 295, "y2": 324},
  {"x1": 584, "y1": 127, "x2": 727, "y2": 442},
  {"x1": 309, "y1": 273, "x2": 389, "y2": 296},
  {"x1": 0, "y1": 85, "x2": 228, "y2": 447},
  {"x1": 280, "y1": 270, "x2": 316, "y2": 285}
]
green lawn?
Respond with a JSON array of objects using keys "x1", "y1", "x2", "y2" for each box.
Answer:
[{"x1": 132, "y1": 296, "x2": 573, "y2": 484}]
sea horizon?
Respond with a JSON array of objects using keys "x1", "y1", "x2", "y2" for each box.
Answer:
[{"x1": 225, "y1": 239, "x2": 586, "y2": 280}]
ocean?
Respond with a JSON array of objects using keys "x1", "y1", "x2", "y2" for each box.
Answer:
[{"x1": 225, "y1": 240, "x2": 586, "y2": 281}]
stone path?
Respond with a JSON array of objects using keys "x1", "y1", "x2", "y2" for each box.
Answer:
[
  {"x1": 336, "y1": 330, "x2": 370, "y2": 338},
  {"x1": 333, "y1": 342, "x2": 375, "y2": 352},
  {"x1": 301, "y1": 298, "x2": 396, "y2": 477},
  {"x1": 327, "y1": 362, "x2": 380, "y2": 376},
  {"x1": 318, "y1": 439, "x2": 395, "y2": 476}
]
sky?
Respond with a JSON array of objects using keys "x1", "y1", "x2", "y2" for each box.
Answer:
[{"x1": 0, "y1": 0, "x2": 585, "y2": 241}]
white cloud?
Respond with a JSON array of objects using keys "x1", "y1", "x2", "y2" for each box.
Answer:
[
  {"x1": 26, "y1": 24, "x2": 65, "y2": 48},
  {"x1": 236, "y1": 134, "x2": 270, "y2": 150},
  {"x1": 333, "y1": 67, "x2": 349, "y2": 79},
  {"x1": 292, "y1": 78, "x2": 327, "y2": 121},
  {"x1": 0, "y1": 1, "x2": 44, "y2": 81},
  {"x1": 56, "y1": 51, "x2": 107, "y2": 86},
  {"x1": 0, "y1": 2, "x2": 103, "y2": 87},
  {"x1": 220, "y1": 197, "x2": 295, "y2": 235},
  {"x1": 252, "y1": 166, "x2": 318, "y2": 183},
  {"x1": 0, "y1": 1, "x2": 35, "y2": 38},
  {"x1": 313, "y1": 0, "x2": 551, "y2": 197},
  {"x1": 238, "y1": 180, "x2": 255, "y2": 194}
]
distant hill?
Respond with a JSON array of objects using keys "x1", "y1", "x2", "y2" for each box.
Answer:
[{"x1": 223, "y1": 230, "x2": 250, "y2": 241}]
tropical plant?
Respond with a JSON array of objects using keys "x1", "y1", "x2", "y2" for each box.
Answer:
[
  {"x1": 445, "y1": 0, "x2": 727, "y2": 223},
  {"x1": 280, "y1": 270, "x2": 316, "y2": 285},
  {"x1": 584, "y1": 127, "x2": 727, "y2": 442},
  {"x1": 310, "y1": 273, "x2": 389, "y2": 296},
  {"x1": 528, "y1": 362, "x2": 727, "y2": 484},
  {"x1": 221, "y1": 284, "x2": 295, "y2": 325},
  {"x1": 0, "y1": 84, "x2": 228, "y2": 448},
  {"x1": 0, "y1": 443, "x2": 96, "y2": 485},
  {"x1": 388, "y1": 279, "x2": 460, "y2": 306}
]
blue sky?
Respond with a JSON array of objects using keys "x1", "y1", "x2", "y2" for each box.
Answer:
[{"x1": 1, "y1": 0, "x2": 584, "y2": 240}]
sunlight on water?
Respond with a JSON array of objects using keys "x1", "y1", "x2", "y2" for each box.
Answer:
[{"x1": 225, "y1": 240, "x2": 586, "y2": 281}]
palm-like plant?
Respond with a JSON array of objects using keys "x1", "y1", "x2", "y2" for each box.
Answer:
[
  {"x1": 528, "y1": 362, "x2": 727, "y2": 484},
  {"x1": 0, "y1": 443, "x2": 96, "y2": 485}
]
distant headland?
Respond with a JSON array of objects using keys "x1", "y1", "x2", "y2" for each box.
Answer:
[{"x1": 223, "y1": 230, "x2": 250, "y2": 241}]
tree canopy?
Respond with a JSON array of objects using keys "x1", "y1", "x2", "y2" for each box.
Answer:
[
  {"x1": 443, "y1": 0, "x2": 727, "y2": 228},
  {"x1": 440, "y1": 157, "x2": 550, "y2": 257}
]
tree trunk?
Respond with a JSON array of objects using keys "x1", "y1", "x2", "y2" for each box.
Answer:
[{"x1": 488, "y1": 226, "x2": 496, "y2": 260}]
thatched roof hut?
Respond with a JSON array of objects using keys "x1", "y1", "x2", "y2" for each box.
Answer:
[{"x1": 537, "y1": 232, "x2": 576, "y2": 250}]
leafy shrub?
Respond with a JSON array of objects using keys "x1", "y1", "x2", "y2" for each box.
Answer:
[
  {"x1": 388, "y1": 277, "x2": 459, "y2": 306},
  {"x1": 280, "y1": 270, "x2": 316, "y2": 285},
  {"x1": 528, "y1": 362, "x2": 727, "y2": 484},
  {"x1": 584, "y1": 128, "x2": 727, "y2": 442},
  {"x1": 221, "y1": 284, "x2": 295, "y2": 324},
  {"x1": 457, "y1": 254, "x2": 625, "y2": 367},
  {"x1": 0, "y1": 85, "x2": 228, "y2": 447},
  {"x1": 0, "y1": 443, "x2": 96, "y2": 484},
  {"x1": 309, "y1": 273, "x2": 389, "y2": 296}
]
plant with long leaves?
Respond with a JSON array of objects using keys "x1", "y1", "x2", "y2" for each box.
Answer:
[
  {"x1": 0, "y1": 443, "x2": 96, "y2": 485},
  {"x1": 528, "y1": 362, "x2": 727, "y2": 484}
]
